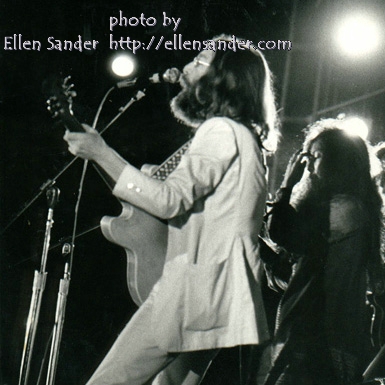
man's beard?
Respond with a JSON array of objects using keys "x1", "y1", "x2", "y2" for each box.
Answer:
[{"x1": 170, "y1": 78, "x2": 205, "y2": 130}]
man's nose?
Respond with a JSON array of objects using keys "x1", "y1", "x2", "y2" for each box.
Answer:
[
  {"x1": 306, "y1": 159, "x2": 314, "y2": 173},
  {"x1": 301, "y1": 156, "x2": 313, "y2": 173}
]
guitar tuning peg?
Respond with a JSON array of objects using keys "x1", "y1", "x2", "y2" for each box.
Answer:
[
  {"x1": 62, "y1": 84, "x2": 76, "y2": 100},
  {"x1": 46, "y1": 96, "x2": 57, "y2": 104},
  {"x1": 62, "y1": 76, "x2": 72, "y2": 88},
  {"x1": 63, "y1": 82, "x2": 74, "y2": 90}
]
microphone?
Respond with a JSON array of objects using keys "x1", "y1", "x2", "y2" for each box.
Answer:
[{"x1": 116, "y1": 68, "x2": 181, "y2": 89}]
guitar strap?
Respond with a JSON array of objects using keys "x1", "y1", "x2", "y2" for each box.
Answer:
[
  {"x1": 151, "y1": 139, "x2": 193, "y2": 181},
  {"x1": 149, "y1": 122, "x2": 268, "y2": 182}
]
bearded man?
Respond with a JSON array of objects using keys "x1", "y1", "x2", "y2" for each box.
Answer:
[{"x1": 64, "y1": 36, "x2": 279, "y2": 385}]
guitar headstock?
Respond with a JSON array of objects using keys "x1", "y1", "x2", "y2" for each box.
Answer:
[
  {"x1": 46, "y1": 76, "x2": 77, "y2": 119},
  {"x1": 46, "y1": 76, "x2": 83, "y2": 132}
]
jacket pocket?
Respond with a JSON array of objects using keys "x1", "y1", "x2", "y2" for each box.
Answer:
[
  {"x1": 183, "y1": 260, "x2": 231, "y2": 331},
  {"x1": 151, "y1": 257, "x2": 231, "y2": 351}
]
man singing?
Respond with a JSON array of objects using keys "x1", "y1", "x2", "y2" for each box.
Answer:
[{"x1": 64, "y1": 36, "x2": 280, "y2": 385}]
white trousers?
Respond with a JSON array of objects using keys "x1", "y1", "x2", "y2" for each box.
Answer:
[{"x1": 85, "y1": 288, "x2": 219, "y2": 385}]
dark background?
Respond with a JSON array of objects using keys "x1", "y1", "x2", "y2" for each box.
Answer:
[{"x1": 1, "y1": 1, "x2": 385, "y2": 384}]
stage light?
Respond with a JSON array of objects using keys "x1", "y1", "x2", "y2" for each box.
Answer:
[
  {"x1": 339, "y1": 116, "x2": 369, "y2": 140},
  {"x1": 111, "y1": 54, "x2": 135, "y2": 77},
  {"x1": 336, "y1": 15, "x2": 380, "y2": 57}
]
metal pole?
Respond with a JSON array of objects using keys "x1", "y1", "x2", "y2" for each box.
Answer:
[
  {"x1": 18, "y1": 187, "x2": 60, "y2": 385},
  {"x1": 269, "y1": 0, "x2": 299, "y2": 193},
  {"x1": 45, "y1": 259, "x2": 70, "y2": 385}
]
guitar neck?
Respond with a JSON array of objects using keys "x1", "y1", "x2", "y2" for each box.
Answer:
[
  {"x1": 60, "y1": 110, "x2": 84, "y2": 133},
  {"x1": 48, "y1": 78, "x2": 191, "y2": 182}
]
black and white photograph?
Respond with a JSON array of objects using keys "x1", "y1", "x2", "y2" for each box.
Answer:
[{"x1": 1, "y1": 1, "x2": 385, "y2": 384}]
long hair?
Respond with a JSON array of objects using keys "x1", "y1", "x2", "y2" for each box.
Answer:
[
  {"x1": 187, "y1": 37, "x2": 280, "y2": 152},
  {"x1": 304, "y1": 121, "x2": 384, "y2": 291}
]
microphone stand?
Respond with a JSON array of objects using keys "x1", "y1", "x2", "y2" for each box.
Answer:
[
  {"x1": 42, "y1": 88, "x2": 147, "y2": 385},
  {"x1": 18, "y1": 186, "x2": 60, "y2": 385},
  {"x1": 10, "y1": 82, "x2": 148, "y2": 385},
  {"x1": 45, "y1": 254, "x2": 70, "y2": 385},
  {"x1": 44, "y1": 154, "x2": 88, "y2": 385}
]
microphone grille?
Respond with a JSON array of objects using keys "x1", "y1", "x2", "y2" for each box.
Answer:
[{"x1": 162, "y1": 68, "x2": 181, "y2": 84}]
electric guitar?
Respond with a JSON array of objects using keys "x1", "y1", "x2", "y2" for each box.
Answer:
[{"x1": 47, "y1": 77, "x2": 190, "y2": 306}]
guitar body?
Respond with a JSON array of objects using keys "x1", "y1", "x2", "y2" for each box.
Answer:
[{"x1": 100, "y1": 203, "x2": 168, "y2": 306}]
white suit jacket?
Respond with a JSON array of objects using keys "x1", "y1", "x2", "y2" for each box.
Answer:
[{"x1": 113, "y1": 117, "x2": 270, "y2": 351}]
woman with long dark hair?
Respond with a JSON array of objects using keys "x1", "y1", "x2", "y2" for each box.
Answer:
[{"x1": 260, "y1": 119, "x2": 384, "y2": 385}]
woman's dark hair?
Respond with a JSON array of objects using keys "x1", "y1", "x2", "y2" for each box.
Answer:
[
  {"x1": 309, "y1": 129, "x2": 372, "y2": 197},
  {"x1": 187, "y1": 41, "x2": 279, "y2": 152},
  {"x1": 304, "y1": 123, "x2": 384, "y2": 291}
]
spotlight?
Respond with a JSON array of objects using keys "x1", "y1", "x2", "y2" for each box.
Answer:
[
  {"x1": 111, "y1": 54, "x2": 135, "y2": 77},
  {"x1": 336, "y1": 15, "x2": 380, "y2": 57},
  {"x1": 339, "y1": 116, "x2": 369, "y2": 140}
]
